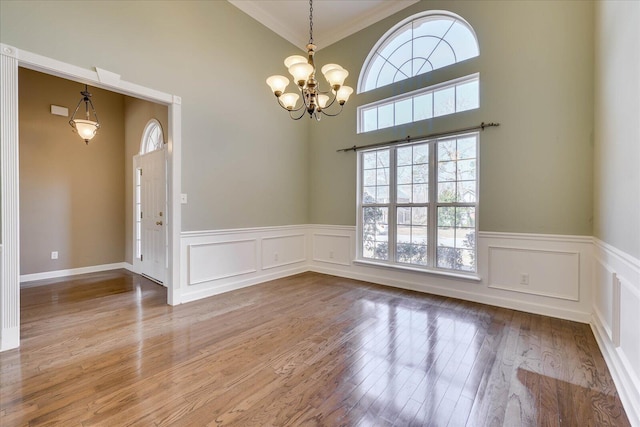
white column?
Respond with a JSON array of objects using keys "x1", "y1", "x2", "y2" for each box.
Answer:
[{"x1": 0, "y1": 44, "x2": 20, "y2": 351}]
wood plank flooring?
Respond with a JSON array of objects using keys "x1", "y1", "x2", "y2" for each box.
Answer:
[{"x1": 0, "y1": 270, "x2": 630, "y2": 426}]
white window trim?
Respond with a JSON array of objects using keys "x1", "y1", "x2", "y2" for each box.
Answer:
[
  {"x1": 140, "y1": 118, "x2": 164, "y2": 155},
  {"x1": 357, "y1": 73, "x2": 479, "y2": 134},
  {"x1": 356, "y1": 133, "x2": 479, "y2": 277},
  {"x1": 357, "y1": 10, "x2": 479, "y2": 94}
]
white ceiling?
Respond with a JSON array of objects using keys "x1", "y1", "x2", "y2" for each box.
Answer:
[{"x1": 228, "y1": 0, "x2": 420, "y2": 51}]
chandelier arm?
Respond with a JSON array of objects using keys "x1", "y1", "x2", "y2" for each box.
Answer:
[
  {"x1": 290, "y1": 108, "x2": 308, "y2": 120},
  {"x1": 318, "y1": 104, "x2": 344, "y2": 117}
]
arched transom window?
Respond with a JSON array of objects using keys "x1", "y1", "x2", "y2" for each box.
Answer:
[
  {"x1": 140, "y1": 119, "x2": 164, "y2": 154},
  {"x1": 359, "y1": 11, "x2": 479, "y2": 93}
]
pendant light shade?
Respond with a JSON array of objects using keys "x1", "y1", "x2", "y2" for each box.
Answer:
[{"x1": 69, "y1": 84, "x2": 100, "y2": 144}]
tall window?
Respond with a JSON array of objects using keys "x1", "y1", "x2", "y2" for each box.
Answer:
[
  {"x1": 359, "y1": 134, "x2": 478, "y2": 273},
  {"x1": 357, "y1": 10, "x2": 480, "y2": 275}
]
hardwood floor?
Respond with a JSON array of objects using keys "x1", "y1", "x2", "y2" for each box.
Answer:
[{"x1": 0, "y1": 270, "x2": 630, "y2": 426}]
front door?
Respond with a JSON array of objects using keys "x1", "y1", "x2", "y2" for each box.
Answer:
[{"x1": 139, "y1": 147, "x2": 166, "y2": 284}]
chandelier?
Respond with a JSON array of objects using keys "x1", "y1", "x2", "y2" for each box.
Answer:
[
  {"x1": 266, "y1": 0, "x2": 353, "y2": 120},
  {"x1": 69, "y1": 84, "x2": 100, "y2": 144}
]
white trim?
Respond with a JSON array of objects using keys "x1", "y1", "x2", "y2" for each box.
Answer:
[
  {"x1": 591, "y1": 239, "x2": 640, "y2": 427},
  {"x1": 481, "y1": 231, "x2": 593, "y2": 244},
  {"x1": 182, "y1": 224, "x2": 309, "y2": 238},
  {"x1": 20, "y1": 263, "x2": 135, "y2": 286},
  {"x1": 353, "y1": 259, "x2": 482, "y2": 281},
  {"x1": 0, "y1": 47, "x2": 20, "y2": 352}
]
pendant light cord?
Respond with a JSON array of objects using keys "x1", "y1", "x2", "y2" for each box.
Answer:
[{"x1": 309, "y1": 0, "x2": 313, "y2": 44}]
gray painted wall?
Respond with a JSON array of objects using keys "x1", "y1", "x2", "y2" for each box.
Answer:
[
  {"x1": 1, "y1": 0, "x2": 309, "y2": 232},
  {"x1": 308, "y1": 0, "x2": 595, "y2": 236},
  {"x1": 593, "y1": 1, "x2": 640, "y2": 259},
  {"x1": 19, "y1": 68, "x2": 126, "y2": 275}
]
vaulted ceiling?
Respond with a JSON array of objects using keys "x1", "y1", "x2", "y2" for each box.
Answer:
[{"x1": 228, "y1": 0, "x2": 419, "y2": 51}]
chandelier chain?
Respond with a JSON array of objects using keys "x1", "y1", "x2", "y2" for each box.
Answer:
[{"x1": 309, "y1": 0, "x2": 313, "y2": 44}]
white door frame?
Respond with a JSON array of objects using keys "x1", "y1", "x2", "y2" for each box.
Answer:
[{"x1": 0, "y1": 44, "x2": 183, "y2": 352}]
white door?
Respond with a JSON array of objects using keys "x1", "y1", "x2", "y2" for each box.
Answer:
[{"x1": 139, "y1": 148, "x2": 166, "y2": 284}]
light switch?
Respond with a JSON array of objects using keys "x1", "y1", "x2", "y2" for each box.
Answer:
[{"x1": 181, "y1": 193, "x2": 188, "y2": 204}]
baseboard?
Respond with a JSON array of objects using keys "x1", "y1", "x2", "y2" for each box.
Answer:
[
  {"x1": 309, "y1": 264, "x2": 591, "y2": 323},
  {"x1": 180, "y1": 265, "x2": 307, "y2": 303},
  {"x1": 0, "y1": 326, "x2": 19, "y2": 352},
  {"x1": 591, "y1": 314, "x2": 640, "y2": 427},
  {"x1": 20, "y1": 262, "x2": 132, "y2": 286}
]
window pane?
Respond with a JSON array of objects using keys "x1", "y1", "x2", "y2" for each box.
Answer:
[
  {"x1": 377, "y1": 150, "x2": 390, "y2": 167},
  {"x1": 376, "y1": 186, "x2": 390, "y2": 203},
  {"x1": 395, "y1": 99, "x2": 413, "y2": 125},
  {"x1": 397, "y1": 146, "x2": 412, "y2": 166},
  {"x1": 364, "y1": 169, "x2": 377, "y2": 186},
  {"x1": 438, "y1": 161, "x2": 456, "y2": 182},
  {"x1": 413, "y1": 93, "x2": 433, "y2": 121},
  {"x1": 412, "y1": 226, "x2": 428, "y2": 244},
  {"x1": 397, "y1": 225, "x2": 411, "y2": 243},
  {"x1": 438, "y1": 139, "x2": 456, "y2": 161},
  {"x1": 434, "y1": 87, "x2": 455, "y2": 117},
  {"x1": 412, "y1": 207, "x2": 428, "y2": 225},
  {"x1": 378, "y1": 104, "x2": 394, "y2": 129},
  {"x1": 456, "y1": 207, "x2": 475, "y2": 228},
  {"x1": 413, "y1": 184, "x2": 428, "y2": 203},
  {"x1": 438, "y1": 181, "x2": 456, "y2": 202},
  {"x1": 413, "y1": 164, "x2": 428, "y2": 183},
  {"x1": 457, "y1": 181, "x2": 476, "y2": 202},
  {"x1": 363, "y1": 108, "x2": 378, "y2": 132},
  {"x1": 397, "y1": 166, "x2": 412, "y2": 184},
  {"x1": 363, "y1": 152, "x2": 377, "y2": 169},
  {"x1": 397, "y1": 184, "x2": 412, "y2": 203},
  {"x1": 457, "y1": 159, "x2": 476, "y2": 181},
  {"x1": 413, "y1": 144, "x2": 428, "y2": 164},
  {"x1": 438, "y1": 207, "x2": 455, "y2": 227},
  {"x1": 437, "y1": 247, "x2": 458, "y2": 269},
  {"x1": 363, "y1": 207, "x2": 388, "y2": 261},
  {"x1": 456, "y1": 79, "x2": 479, "y2": 112},
  {"x1": 397, "y1": 207, "x2": 411, "y2": 225},
  {"x1": 457, "y1": 137, "x2": 476, "y2": 159},
  {"x1": 363, "y1": 186, "x2": 376, "y2": 203},
  {"x1": 377, "y1": 168, "x2": 390, "y2": 185}
]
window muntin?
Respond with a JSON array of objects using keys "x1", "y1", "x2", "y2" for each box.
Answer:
[
  {"x1": 359, "y1": 12, "x2": 479, "y2": 93},
  {"x1": 358, "y1": 133, "x2": 478, "y2": 273},
  {"x1": 358, "y1": 74, "x2": 479, "y2": 133},
  {"x1": 140, "y1": 119, "x2": 164, "y2": 154}
]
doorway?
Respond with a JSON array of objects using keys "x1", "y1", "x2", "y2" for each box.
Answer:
[
  {"x1": 134, "y1": 119, "x2": 168, "y2": 284},
  {"x1": 0, "y1": 44, "x2": 182, "y2": 352}
]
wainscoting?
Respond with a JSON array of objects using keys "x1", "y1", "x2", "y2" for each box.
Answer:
[
  {"x1": 591, "y1": 238, "x2": 640, "y2": 426},
  {"x1": 308, "y1": 226, "x2": 593, "y2": 323},
  {"x1": 179, "y1": 226, "x2": 308, "y2": 303}
]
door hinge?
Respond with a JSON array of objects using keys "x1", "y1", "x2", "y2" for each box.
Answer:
[
  {"x1": 140, "y1": 211, "x2": 143, "y2": 219},
  {"x1": 141, "y1": 254, "x2": 143, "y2": 261}
]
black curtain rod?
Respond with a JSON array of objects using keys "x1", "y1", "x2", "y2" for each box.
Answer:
[{"x1": 336, "y1": 122, "x2": 500, "y2": 153}]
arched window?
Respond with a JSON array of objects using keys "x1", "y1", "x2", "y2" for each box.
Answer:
[
  {"x1": 140, "y1": 119, "x2": 164, "y2": 154},
  {"x1": 358, "y1": 11, "x2": 479, "y2": 93}
]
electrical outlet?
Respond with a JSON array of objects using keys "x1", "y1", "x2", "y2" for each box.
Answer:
[
  {"x1": 51, "y1": 251, "x2": 58, "y2": 260},
  {"x1": 520, "y1": 273, "x2": 529, "y2": 285},
  {"x1": 180, "y1": 193, "x2": 188, "y2": 204}
]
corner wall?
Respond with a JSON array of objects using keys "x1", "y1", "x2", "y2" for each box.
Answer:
[{"x1": 591, "y1": 2, "x2": 640, "y2": 425}]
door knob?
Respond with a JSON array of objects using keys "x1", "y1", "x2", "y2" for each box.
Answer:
[{"x1": 156, "y1": 221, "x2": 163, "y2": 226}]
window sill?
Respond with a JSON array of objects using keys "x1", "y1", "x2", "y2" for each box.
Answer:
[{"x1": 353, "y1": 259, "x2": 482, "y2": 282}]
